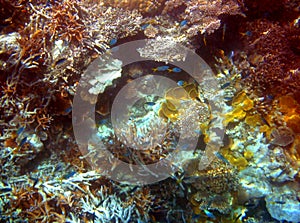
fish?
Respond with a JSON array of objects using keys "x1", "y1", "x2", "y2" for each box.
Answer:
[
  {"x1": 222, "y1": 23, "x2": 226, "y2": 41},
  {"x1": 194, "y1": 129, "x2": 202, "y2": 135},
  {"x1": 19, "y1": 137, "x2": 28, "y2": 147},
  {"x1": 54, "y1": 163, "x2": 64, "y2": 172},
  {"x1": 180, "y1": 20, "x2": 188, "y2": 26},
  {"x1": 109, "y1": 38, "x2": 117, "y2": 46},
  {"x1": 152, "y1": 65, "x2": 169, "y2": 72},
  {"x1": 0, "y1": 187, "x2": 12, "y2": 193},
  {"x1": 214, "y1": 151, "x2": 230, "y2": 164},
  {"x1": 32, "y1": 55, "x2": 41, "y2": 61},
  {"x1": 240, "y1": 30, "x2": 252, "y2": 37},
  {"x1": 177, "y1": 80, "x2": 185, "y2": 86},
  {"x1": 17, "y1": 126, "x2": 25, "y2": 135},
  {"x1": 141, "y1": 24, "x2": 149, "y2": 30},
  {"x1": 203, "y1": 209, "x2": 216, "y2": 219},
  {"x1": 168, "y1": 67, "x2": 182, "y2": 73},
  {"x1": 98, "y1": 119, "x2": 109, "y2": 125},
  {"x1": 224, "y1": 96, "x2": 233, "y2": 101},
  {"x1": 145, "y1": 102, "x2": 155, "y2": 106},
  {"x1": 53, "y1": 58, "x2": 67, "y2": 67},
  {"x1": 228, "y1": 50, "x2": 234, "y2": 60},
  {"x1": 63, "y1": 170, "x2": 76, "y2": 179},
  {"x1": 221, "y1": 82, "x2": 230, "y2": 89},
  {"x1": 64, "y1": 106, "x2": 72, "y2": 114}
]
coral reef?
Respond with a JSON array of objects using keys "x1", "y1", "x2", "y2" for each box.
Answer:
[{"x1": 1, "y1": 0, "x2": 300, "y2": 222}]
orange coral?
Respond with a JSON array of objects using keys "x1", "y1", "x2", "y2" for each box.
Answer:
[{"x1": 278, "y1": 95, "x2": 300, "y2": 134}]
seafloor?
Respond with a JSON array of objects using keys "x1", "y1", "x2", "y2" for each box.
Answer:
[{"x1": 0, "y1": 0, "x2": 300, "y2": 223}]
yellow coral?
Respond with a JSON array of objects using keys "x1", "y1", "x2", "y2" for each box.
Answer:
[
  {"x1": 241, "y1": 97, "x2": 254, "y2": 111},
  {"x1": 244, "y1": 150, "x2": 254, "y2": 160},
  {"x1": 232, "y1": 91, "x2": 247, "y2": 106},
  {"x1": 224, "y1": 106, "x2": 246, "y2": 125},
  {"x1": 159, "y1": 83, "x2": 199, "y2": 121},
  {"x1": 245, "y1": 114, "x2": 262, "y2": 127},
  {"x1": 224, "y1": 90, "x2": 255, "y2": 126},
  {"x1": 225, "y1": 155, "x2": 248, "y2": 170}
]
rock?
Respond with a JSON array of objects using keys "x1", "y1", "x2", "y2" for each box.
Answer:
[{"x1": 265, "y1": 192, "x2": 300, "y2": 223}]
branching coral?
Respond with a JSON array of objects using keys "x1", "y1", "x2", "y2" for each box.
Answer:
[{"x1": 163, "y1": 0, "x2": 244, "y2": 35}]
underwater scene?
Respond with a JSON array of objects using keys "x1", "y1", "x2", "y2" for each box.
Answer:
[{"x1": 0, "y1": 0, "x2": 300, "y2": 222}]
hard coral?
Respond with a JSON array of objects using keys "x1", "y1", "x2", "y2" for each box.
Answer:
[
  {"x1": 101, "y1": 0, "x2": 164, "y2": 15},
  {"x1": 239, "y1": 19, "x2": 300, "y2": 95},
  {"x1": 184, "y1": 158, "x2": 239, "y2": 194},
  {"x1": 163, "y1": 0, "x2": 244, "y2": 35}
]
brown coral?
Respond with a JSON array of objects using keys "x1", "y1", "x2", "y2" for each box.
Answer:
[
  {"x1": 239, "y1": 19, "x2": 300, "y2": 95},
  {"x1": 100, "y1": 0, "x2": 164, "y2": 15},
  {"x1": 183, "y1": 158, "x2": 239, "y2": 194}
]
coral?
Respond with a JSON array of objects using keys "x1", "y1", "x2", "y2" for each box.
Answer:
[
  {"x1": 81, "y1": 57, "x2": 123, "y2": 96},
  {"x1": 223, "y1": 90, "x2": 255, "y2": 126},
  {"x1": 101, "y1": 0, "x2": 164, "y2": 15},
  {"x1": 183, "y1": 158, "x2": 239, "y2": 194},
  {"x1": 158, "y1": 82, "x2": 208, "y2": 122},
  {"x1": 270, "y1": 127, "x2": 294, "y2": 147},
  {"x1": 191, "y1": 191, "x2": 233, "y2": 216},
  {"x1": 137, "y1": 36, "x2": 188, "y2": 62},
  {"x1": 278, "y1": 94, "x2": 300, "y2": 134},
  {"x1": 265, "y1": 192, "x2": 300, "y2": 222},
  {"x1": 239, "y1": 19, "x2": 300, "y2": 95},
  {"x1": 163, "y1": 0, "x2": 244, "y2": 35}
]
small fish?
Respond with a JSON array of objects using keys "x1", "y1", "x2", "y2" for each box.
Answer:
[
  {"x1": 266, "y1": 94, "x2": 274, "y2": 100},
  {"x1": 177, "y1": 80, "x2": 185, "y2": 86},
  {"x1": 240, "y1": 30, "x2": 252, "y2": 37},
  {"x1": 145, "y1": 102, "x2": 155, "y2": 106},
  {"x1": 54, "y1": 163, "x2": 63, "y2": 172},
  {"x1": 234, "y1": 213, "x2": 243, "y2": 222},
  {"x1": 17, "y1": 126, "x2": 25, "y2": 135},
  {"x1": 109, "y1": 38, "x2": 117, "y2": 46},
  {"x1": 224, "y1": 96, "x2": 233, "y2": 101},
  {"x1": 194, "y1": 129, "x2": 202, "y2": 135},
  {"x1": 228, "y1": 50, "x2": 234, "y2": 60},
  {"x1": 180, "y1": 20, "x2": 188, "y2": 27},
  {"x1": 203, "y1": 209, "x2": 216, "y2": 219},
  {"x1": 63, "y1": 170, "x2": 76, "y2": 179},
  {"x1": 129, "y1": 186, "x2": 139, "y2": 193},
  {"x1": 0, "y1": 187, "x2": 12, "y2": 193},
  {"x1": 19, "y1": 137, "x2": 28, "y2": 147},
  {"x1": 53, "y1": 58, "x2": 67, "y2": 67},
  {"x1": 98, "y1": 119, "x2": 108, "y2": 125},
  {"x1": 222, "y1": 23, "x2": 226, "y2": 41},
  {"x1": 153, "y1": 65, "x2": 169, "y2": 72},
  {"x1": 245, "y1": 30, "x2": 252, "y2": 36},
  {"x1": 64, "y1": 106, "x2": 72, "y2": 114},
  {"x1": 32, "y1": 55, "x2": 41, "y2": 61},
  {"x1": 141, "y1": 24, "x2": 150, "y2": 30},
  {"x1": 30, "y1": 177, "x2": 39, "y2": 188},
  {"x1": 221, "y1": 82, "x2": 230, "y2": 89},
  {"x1": 169, "y1": 67, "x2": 182, "y2": 73},
  {"x1": 192, "y1": 214, "x2": 201, "y2": 220},
  {"x1": 274, "y1": 200, "x2": 286, "y2": 204},
  {"x1": 214, "y1": 151, "x2": 230, "y2": 164}
]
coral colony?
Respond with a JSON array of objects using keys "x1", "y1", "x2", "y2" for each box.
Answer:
[{"x1": 0, "y1": 0, "x2": 299, "y2": 223}]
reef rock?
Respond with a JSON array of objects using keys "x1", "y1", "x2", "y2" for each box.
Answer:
[{"x1": 265, "y1": 192, "x2": 300, "y2": 223}]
